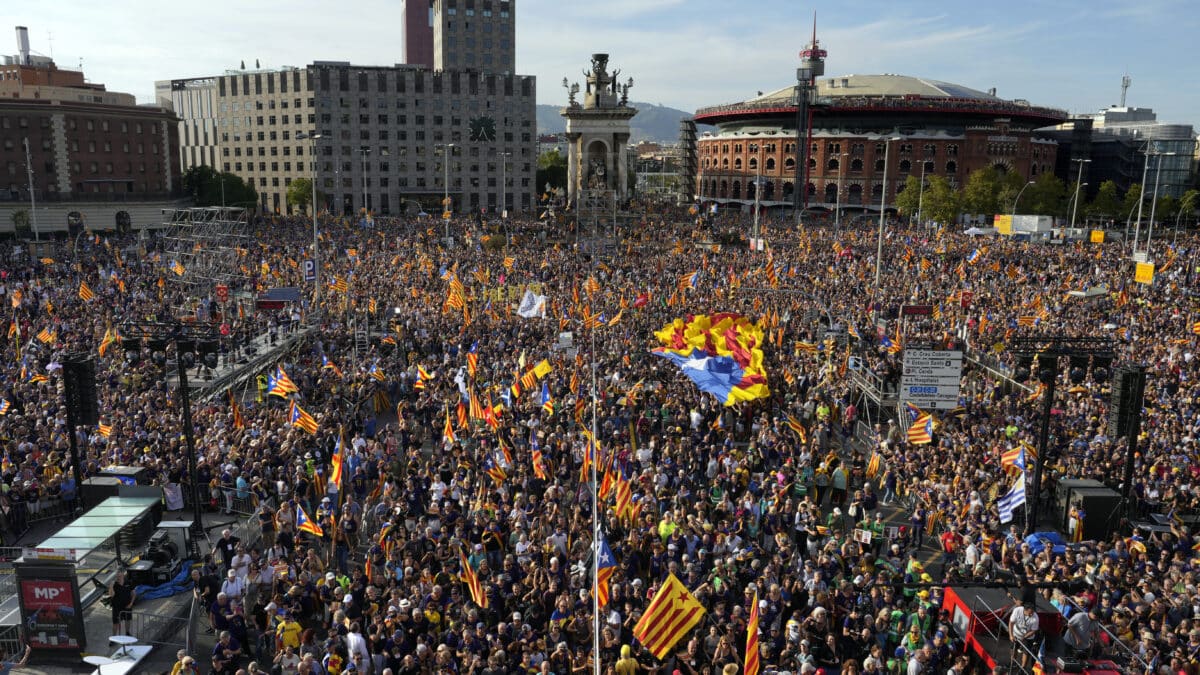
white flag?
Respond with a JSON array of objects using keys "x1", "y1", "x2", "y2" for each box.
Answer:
[
  {"x1": 517, "y1": 290, "x2": 546, "y2": 319},
  {"x1": 998, "y1": 474, "x2": 1027, "y2": 524}
]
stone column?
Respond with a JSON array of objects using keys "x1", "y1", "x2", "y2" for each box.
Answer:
[
  {"x1": 566, "y1": 133, "x2": 580, "y2": 205},
  {"x1": 616, "y1": 135, "x2": 629, "y2": 202}
]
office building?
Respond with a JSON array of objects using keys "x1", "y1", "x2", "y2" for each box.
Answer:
[
  {"x1": 402, "y1": 0, "x2": 435, "y2": 68},
  {"x1": 160, "y1": 0, "x2": 535, "y2": 216}
]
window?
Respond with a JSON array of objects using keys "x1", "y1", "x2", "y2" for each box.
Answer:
[
  {"x1": 945, "y1": 161, "x2": 957, "y2": 173},
  {"x1": 875, "y1": 159, "x2": 885, "y2": 172},
  {"x1": 923, "y1": 144, "x2": 936, "y2": 157},
  {"x1": 899, "y1": 160, "x2": 911, "y2": 173},
  {"x1": 946, "y1": 144, "x2": 958, "y2": 157},
  {"x1": 850, "y1": 158, "x2": 863, "y2": 172}
]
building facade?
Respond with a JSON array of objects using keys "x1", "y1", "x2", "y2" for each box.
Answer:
[
  {"x1": 0, "y1": 27, "x2": 182, "y2": 232},
  {"x1": 432, "y1": 0, "x2": 516, "y2": 72},
  {"x1": 402, "y1": 0, "x2": 435, "y2": 68},
  {"x1": 693, "y1": 74, "x2": 1065, "y2": 210},
  {"x1": 160, "y1": 0, "x2": 535, "y2": 216}
]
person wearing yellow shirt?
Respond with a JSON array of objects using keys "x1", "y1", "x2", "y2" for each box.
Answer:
[
  {"x1": 657, "y1": 512, "x2": 677, "y2": 542},
  {"x1": 275, "y1": 611, "x2": 302, "y2": 651}
]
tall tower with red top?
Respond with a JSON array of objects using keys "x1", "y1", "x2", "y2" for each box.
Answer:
[{"x1": 794, "y1": 14, "x2": 826, "y2": 216}]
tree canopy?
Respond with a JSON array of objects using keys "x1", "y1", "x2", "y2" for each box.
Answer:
[{"x1": 181, "y1": 165, "x2": 258, "y2": 209}]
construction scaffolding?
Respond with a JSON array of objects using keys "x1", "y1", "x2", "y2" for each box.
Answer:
[
  {"x1": 576, "y1": 188, "x2": 618, "y2": 256},
  {"x1": 159, "y1": 207, "x2": 252, "y2": 298}
]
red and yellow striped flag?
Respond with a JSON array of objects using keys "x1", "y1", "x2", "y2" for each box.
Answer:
[
  {"x1": 78, "y1": 281, "x2": 96, "y2": 302},
  {"x1": 633, "y1": 573, "x2": 706, "y2": 659},
  {"x1": 745, "y1": 590, "x2": 761, "y2": 675}
]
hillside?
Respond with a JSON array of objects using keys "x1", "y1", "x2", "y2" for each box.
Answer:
[{"x1": 536, "y1": 101, "x2": 707, "y2": 143}]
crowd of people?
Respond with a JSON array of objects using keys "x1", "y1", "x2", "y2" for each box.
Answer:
[{"x1": 2, "y1": 204, "x2": 1198, "y2": 675}]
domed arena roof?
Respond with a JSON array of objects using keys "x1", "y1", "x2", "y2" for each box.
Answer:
[{"x1": 748, "y1": 74, "x2": 1001, "y2": 105}]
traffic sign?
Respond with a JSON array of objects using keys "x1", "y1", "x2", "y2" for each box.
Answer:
[
  {"x1": 900, "y1": 348, "x2": 963, "y2": 410},
  {"x1": 215, "y1": 284, "x2": 229, "y2": 302},
  {"x1": 302, "y1": 259, "x2": 316, "y2": 282}
]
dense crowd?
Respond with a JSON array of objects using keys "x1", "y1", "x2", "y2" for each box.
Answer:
[{"x1": 2, "y1": 205, "x2": 1199, "y2": 675}]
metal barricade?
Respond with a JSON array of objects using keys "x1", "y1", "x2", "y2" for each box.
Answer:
[
  {"x1": 127, "y1": 603, "x2": 194, "y2": 651},
  {"x1": 24, "y1": 497, "x2": 73, "y2": 525},
  {"x1": 0, "y1": 624, "x2": 19, "y2": 656}
]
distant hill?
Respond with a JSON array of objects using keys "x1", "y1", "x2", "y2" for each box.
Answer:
[{"x1": 536, "y1": 101, "x2": 705, "y2": 143}]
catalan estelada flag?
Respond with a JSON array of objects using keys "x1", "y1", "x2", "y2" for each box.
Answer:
[
  {"x1": 907, "y1": 413, "x2": 935, "y2": 445},
  {"x1": 595, "y1": 534, "x2": 616, "y2": 608},
  {"x1": 745, "y1": 590, "x2": 761, "y2": 675},
  {"x1": 0, "y1": 400, "x2": 9, "y2": 416},
  {"x1": 289, "y1": 401, "x2": 319, "y2": 434},
  {"x1": 633, "y1": 572, "x2": 706, "y2": 659},
  {"x1": 466, "y1": 341, "x2": 479, "y2": 377},
  {"x1": 296, "y1": 504, "x2": 324, "y2": 536},
  {"x1": 268, "y1": 365, "x2": 300, "y2": 398}
]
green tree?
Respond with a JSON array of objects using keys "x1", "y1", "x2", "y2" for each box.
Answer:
[
  {"x1": 1085, "y1": 180, "x2": 1122, "y2": 221},
  {"x1": 1178, "y1": 189, "x2": 1199, "y2": 228},
  {"x1": 1024, "y1": 173, "x2": 1067, "y2": 217},
  {"x1": 1154, "y1": 194, "x2": 1178, "y2": 223},
  {"x1": 922, "y1": 176, "x2": 961, "y2": 225},
  {"x1": 10, "y1": 209, "x2": 30, "y2": 239},
  {"x1": 536, "y1": 150, "x2": 568, "y2": 194},
  {"x1": 182, "y1": 166, "x2": 258, "y2": 209},
  {"x1": 892, "y1": 175, "x2": 923, "y2": 219},
  {"x1": 286, "y1": 177, "x2": 325, "y2": 213},
  {"x1": 961, "y1": 166, "x2": 1002, "y2": 216},
  {"x1": 1121, "y1": 183, "x2": 1144, "y2": 223},
  {"x1": 997, "y1": 170, "x2": 1031, "y2": 214}
]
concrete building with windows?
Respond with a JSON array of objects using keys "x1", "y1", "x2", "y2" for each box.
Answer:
[
  {"x1": 0, "y1": 26, "x2": 183, "y2": 234},
  {"x1": 159, "y1": 0, "x2": 534, "y2": 216},
  {"x1": 1040, "y1": 107, "x2": 1195, "y2": 202}
]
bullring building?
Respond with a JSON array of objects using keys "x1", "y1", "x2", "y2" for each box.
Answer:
[{"x1": 694, "y1": 68, "x2": 1066, "y2": 212}]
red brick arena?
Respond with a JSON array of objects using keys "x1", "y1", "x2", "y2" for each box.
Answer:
[{"x1": 693, "y1": 73, "x2": 1067, "y2": 214}]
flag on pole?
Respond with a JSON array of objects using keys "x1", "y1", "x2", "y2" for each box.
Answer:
[
  {"x1": 998, "y1": 473, "x2": 1027, "y2": 524},
  {"x1": 296, "y1": 504, "x2": 324, "y2": 536},
  {"x1": 443, "y1": 405, "x2": 457, "y2": 445},
  {"x1": 330, "y1": 428, "x2": 345, "y2": 488},
  {"x1": 289, "y1": 402, "x2": 320, "y2": 434},
  {"x1": 633, "y1": 572, "x2": 707, "y2": 659},
  {"x1": 458, "y1": 548, "x2": 488, "y2": 608},
  {"x1": 907, "y1": 413, "x2": 935, "y2": 445},
  {"x1": 595, "y1": 534, "x2": 616, "y2": 608},
  {"x1": 745, "y1": 590, "x2": 761, "y2": 675},
  {"x1": 466, "y1": 341, "x2": 479, "y2": 377},
  {"x1": 267, "y1": 365, "x2": 300, "y2": 397},
  {"x1": 228, "y1": 390, "x2": 245, "y2": 429},
  {"x1": 541, "y1": 380, "x2": 554, "y2": 414}
]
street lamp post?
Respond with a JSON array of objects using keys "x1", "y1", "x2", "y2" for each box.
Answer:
[
  {"x1": 1146, "y1": 152, "x2": 1177, "y2": 250},
  {"x1": 120, "y1": 323, "x2": 222, "y2": 555},
  {"x1": 499, "y1": 151, "x2": 512, "y2": 220},
  {"x1": 1132, "y1": 143, "x2": 1154, "y2": 255},
  {"x1": 296, "y1": 131, "x2": 321, "y2": 305},
  {"x1": 1066, "y1": 184, "x2": 1088, "y2": 230},
  {"x1": 1069, "y1": 158, "x2": 1091, "y2": 231},
  {"x1": 835, "y1": 152, "x2": 847, "y2": 227},
  {"x1": 437, "y1": 143, "x2": 456, "y2": 240},
  {"x1": 875, "y1": 136, "x2": 900, "y2": 287},
  {"x1": 915, "y1": 160, "x2": 928, "y2": 228},
  {"x1": 752, "y1": 144, "x2": 765, "y2": 246},
  {"x1": 359, "y1": 147, "x2": 371, "y2": 216},
  {"x1": 298, "y1": 133, "x2": 323, "y2": 307},
  {"x1": 1012, "y1": 180, "x2": 1036, "y2": 219}
]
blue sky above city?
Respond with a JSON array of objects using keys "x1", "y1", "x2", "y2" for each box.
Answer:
[{"x1": 9, "y1": 0, "x2": 1199, "y2": 124}]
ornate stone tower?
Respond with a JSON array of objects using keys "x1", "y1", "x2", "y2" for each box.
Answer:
[{"x1": 560, "y1": 54, "x2": 637, "y2": 205}]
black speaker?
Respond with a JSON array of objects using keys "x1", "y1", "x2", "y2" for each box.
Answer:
[
  {"x1": 1056, "y1": 478, "x2": 1104, "y2": 530},
  {"x1": 63, "y1": 355, "x2": 99, "y2": 426},
  {"x1": 1070, "y1": 487, "x2": 1122, "y2": 541},
  {"x1": 1108, "y1": 365, "x2": 1147, "y2": 438}
]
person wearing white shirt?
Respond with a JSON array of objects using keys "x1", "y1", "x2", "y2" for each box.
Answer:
[
  {"x1": 220, "y1": 569, "x2": 246, "y2": 605},
  {"x1": 345, "y1": 622, "x2": 371, "y2": 673}
]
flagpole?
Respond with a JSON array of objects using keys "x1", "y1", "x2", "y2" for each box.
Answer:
[{"x1": 591, "y1": 316, "x2": 601, "y2": 675}]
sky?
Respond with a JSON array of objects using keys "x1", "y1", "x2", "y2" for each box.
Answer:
[{"x1": 8, "y1": 0, "x2": 1200, "y2": 125}]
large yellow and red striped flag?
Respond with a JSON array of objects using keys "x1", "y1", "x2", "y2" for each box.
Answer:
[
  {"x1": 633, "y1": 572, "x2": 706, "y2": 659},
  {"x1": 78, "y1": 281, "x2": 96, "y2": 302},
  {"x1": 443, "y1": 404, "x2": 457, "y2": 445},
  {"x1": 745, "y1": 590, "x2": 761, "y2": 675},
  {"x1": 458, "y1": 549, "x2": 488, "y2": 608}
]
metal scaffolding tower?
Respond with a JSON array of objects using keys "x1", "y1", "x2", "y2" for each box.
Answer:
[{"x1": 159, "y1": 207, "x2": 252, "y2": 296}]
